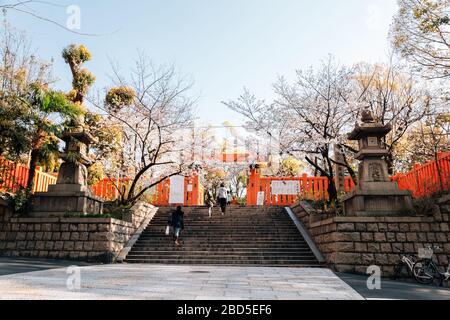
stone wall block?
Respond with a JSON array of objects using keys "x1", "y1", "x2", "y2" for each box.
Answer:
[
  {"x1": 361, "y1": 254, "x2": 375, "y2": 265},
  {"x1": 373, "y1": 254, "x2": 388, "y2": 265},
  {"x1": 392, "y1": 243, "x2": 404, "y2": 253},
  {"x1": 63, "y1": 241, "x2": 75, "y2": 251},
  {"x1": 374, "y1": 233, "x2": 386, "y2": 242},
  {"x1": 334, "y1": 252, "x2": 362, "y2": 265},
  {"x1": 335, "y1": 232, "x2": 361, "y2": 242},
  {"x1": 335, "y1": 242, "x2": 354, "y2": 251},
  {"x1": 354, "y1": 242, "x2": 368, "y2": 252},
  {"x1": 380, "y1": 243, "x2": 392, "y2": 253},
  {"x1": 406, "y1": 232, "x2": 418, "y2": 242},
  {"x1": 361, "y1": 232, "x2": 374, "y2": 242},
  {"x1": 367, "y1": 243, "x2": 380, "y2": 253},
  {"x1": 337, "y1": 223, "x2": 355, "y2": 232},
  {"x1": 387, "y1": 224, "x2": 399, "y2": 232}
]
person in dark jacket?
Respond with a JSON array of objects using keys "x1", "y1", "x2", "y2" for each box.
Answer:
[{"x1": 171, "y1": 206, "x2": 185, "y2": 246}]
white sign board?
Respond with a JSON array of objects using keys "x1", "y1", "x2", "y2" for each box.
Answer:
[
  {"x1": 256, "y1": 191, "x2": 265, "y2": 206},
  {"x1": 169, "y1": 175, "x2": 185, "y2": 204},
  {"x1": 271, "y1": 181, "x2": 300, "y2": 195}
]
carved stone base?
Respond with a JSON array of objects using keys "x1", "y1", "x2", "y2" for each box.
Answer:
[
  {"x1": 342, "y1": 189, "x2": 413, "y2": 216},
  {"x1": 30, "y1": 191, "x2": 103, "y2": 217}
]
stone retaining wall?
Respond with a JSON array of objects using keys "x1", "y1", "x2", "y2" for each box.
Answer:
[
  {"x1": 0, "y1": 198, "x2": 12, "y2": 223},
  {"x1": 0, "y1": 201, "x2": 157, "y2": 263},
  {"x1": 291, "y1": 195, "x2": 450, "y2": 276}
]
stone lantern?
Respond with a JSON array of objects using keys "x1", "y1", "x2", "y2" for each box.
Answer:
[
  {"x1": 31, "y1": 127, "x2": 104, "y2": 217},
  {"x1": 342, "y1": 109, "x2": 413, "y2": 216}
]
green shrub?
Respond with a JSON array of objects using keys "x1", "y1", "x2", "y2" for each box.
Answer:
[{"x1": 5, "y1": 187, "x2": 31, "y2": 214}]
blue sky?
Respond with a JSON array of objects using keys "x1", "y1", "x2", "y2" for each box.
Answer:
[{"x1": 4, "y1": 0, "x2": 399, "y2": 126}]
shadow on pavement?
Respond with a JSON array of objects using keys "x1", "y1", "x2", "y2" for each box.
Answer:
[
  {"x1": 337, "y1": 272, "x2": 450, "y2": 300},
  {"x1": 0, "y1": 257, "x2": 95, "y2": 276}
]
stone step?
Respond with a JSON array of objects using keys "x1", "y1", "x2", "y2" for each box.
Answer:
[
  {"x1": 150, "y1": 222, "x2": 292, "y2": 225},
  {"x1": 127, "y1": 252, "x2": 316, "y2": 258},
  {"x1": 132, "y1": 246, "x2": 311, "y2": 251},
  {"x1": 142, "y1": 230, "x2": 300, "y2": 234},
  {"x1": 124, "y1": 259, "x2": 318, "y2": 265},
  {"x1": 138, "y1": 234, "x2": 305, "y2": 238},
  {"x1": 127, "y1": 255, "x2": 316, "y2": 261},
  {"x1": 125, "y1": 206, "x2": 320, "y2": 266},
  {"x1": 134, "y1": 244, "x2": 309, "y2": 249},
  {"x1": 150, "y1": 218, "x2": 291, "y2": 222},
  {"x1": 129, "y1": 247, "x2": 313, "y2": 252},
  {"x1": 132, "y1": 243, "x2": 311, "y2": 248}
]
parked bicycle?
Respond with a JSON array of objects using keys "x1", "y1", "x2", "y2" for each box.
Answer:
[
  {"x1": 393, "y1": 245, "x2": 450, "y2": 286},
  {"x1": 413, "y1": 245, "x2": 450, "y2": 287},
  {"x1": 393, "y1": 254, "x2": 418, "y2": 279}
]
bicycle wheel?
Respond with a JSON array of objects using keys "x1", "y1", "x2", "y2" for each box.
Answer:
[{"x1": 413, "y1": 261, "x2": 435, "y2": 285}]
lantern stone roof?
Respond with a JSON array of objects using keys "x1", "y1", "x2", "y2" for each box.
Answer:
[
  {"x1": 62, "y1": 130, "x2": 96, "y2": 144},
  {"x1": 348, "y1": 122, "x2": 392, "y2": 140}
]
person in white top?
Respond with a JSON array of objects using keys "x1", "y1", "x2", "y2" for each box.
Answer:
[{"x1": 217, "y1": 183, "x2": 228, "y2": 215}]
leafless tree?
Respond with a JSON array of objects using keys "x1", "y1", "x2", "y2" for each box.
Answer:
[
  {"x1": 354, "y1": 59, "x2": 432, "y2": 173},
  {"x1": 391, "y1": 0, "x2": 450, "y2": 79},
  {"x1": 224, "y1": 56, "x2": 359, "y2": 202},
  {"x1": 89, "y1": 53, "x2": 195, "y2": 206}
]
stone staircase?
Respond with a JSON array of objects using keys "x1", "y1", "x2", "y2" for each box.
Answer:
[{"x1": 124, "y1": 206, "x2": 321, "y2": 267}]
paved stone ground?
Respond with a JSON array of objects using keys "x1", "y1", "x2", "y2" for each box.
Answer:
[
  {"x1": 0, "y1": 264, "x2": 363, "y2": 300},
  {"x1": 337, "y1": 273, "x2": 450, "y2": 300}
]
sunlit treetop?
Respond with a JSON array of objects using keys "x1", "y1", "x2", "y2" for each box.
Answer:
[
  {"x1": 62, "y1": 44, "x2": 92, "y2": 66},
  {"x1": 61, "y1": 44, "x2": 96, "y2": 106},
  {"x1": 105, "y1": 86, "x2": 136, "y2": 113}
]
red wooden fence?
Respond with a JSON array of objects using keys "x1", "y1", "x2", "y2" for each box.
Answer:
[
  {"x1": 90, "y1": 174, "x2": 205, "y2": 206},
  {"x1": 247, "y1": 152, "x2": 449, "y2": 206},
  {"x1": 0, "y1": 158, "x2": 57, "y2": 193},
  {"x1": 2, "y1": 152, "x2": 449, "y2": 205},
  {"x1": 247, "y1": 169, "x2": 356, "y2": 206},
  {"x1": 90, "y1": 178, "x2": 131, "y2": 200},
  {"x1": 391, "y1": 152, "x2": 450, "y2": 198},
  {"x1": 151, "y1": 174, "x2": 204, "y2": 206}
]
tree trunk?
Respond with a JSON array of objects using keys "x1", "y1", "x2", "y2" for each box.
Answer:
[
  {"x1": 386, "y1": 153, "x2": 394, "y2": 175},
  {"x1": 26, "y1": 148, "x2": 39, "y2": 192},
  {"x1": 324, "y1": 151, "x2": 338, "y2": 202},
  {"x1": 327, "y1": 177, "x2": 338, "y2": 202},
  {"x1": 435, "y1": 152, "x2": 444, "y2": 192}
]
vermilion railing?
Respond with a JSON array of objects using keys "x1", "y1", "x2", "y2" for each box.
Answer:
[
  {"x1": 151, "y1": 174, "x2": 204, "y2": 206},
  {"x1": 90, "y1": 175, "x2": 205, "y2": 206},
  {"x1": 246, "y1": 170, "x2": 355, "y2": 206},
  {"x1": 391, "y1": 152, "x2": 450, "y2": 198},
  {"x1": 247, "y1": 152, "x2": 449, "y2": 206},
  {"x1": 90, "y1": 178, "x2": 131, "y2": 200},
  {"x1": 0, "y1": 158, "x2": 57, "y2": 193},
  {"x1": 2, "y1": 152, "x2": 449, "y2": 205}
]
